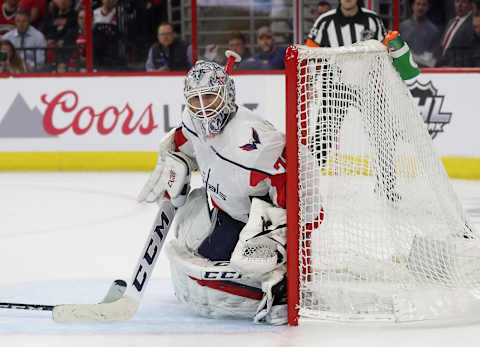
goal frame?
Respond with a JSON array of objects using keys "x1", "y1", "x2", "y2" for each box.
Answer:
[
  {"x1": 283, "y1": 42, "x2": 480, "y2": 326},
  {"x1": 285, "y1": 45, "x2": 301, "y2": 326}
]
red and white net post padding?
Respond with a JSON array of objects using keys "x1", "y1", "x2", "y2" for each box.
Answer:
[{"x1": 285, "y1": 41, "x2": 480, "y2": 325}]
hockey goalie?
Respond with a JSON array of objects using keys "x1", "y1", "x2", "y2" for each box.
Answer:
[{"x1": 137, "y1": 60, "x2": 288, "y2": 325}]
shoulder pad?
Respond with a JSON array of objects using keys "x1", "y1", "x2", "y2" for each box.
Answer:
[{"x1": 227, "y1": 108, "x2": 286, "y2": 175}]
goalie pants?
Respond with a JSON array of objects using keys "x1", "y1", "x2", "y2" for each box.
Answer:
[{"x1": 197, "y1": 208, "x2": 246, "y2": 261}]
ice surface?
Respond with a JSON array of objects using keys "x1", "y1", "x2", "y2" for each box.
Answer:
[{"x1": 1, "y1": 172, "x2": 480, "y2": 347}]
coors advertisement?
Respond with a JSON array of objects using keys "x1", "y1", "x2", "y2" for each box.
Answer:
[
  {"x1": 0, "y1": 76, "x2": 454, "y2": 145},
  {"x1": 41, "y1": 90, "x2": 158, "y2": 136},
  {"x1": 0, "y1": 91, "x2": 176, "y2": 140}
]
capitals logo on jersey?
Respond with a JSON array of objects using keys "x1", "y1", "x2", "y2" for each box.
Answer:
[{"x1": 240, "y1": 128, "x2": 261, "y2": 151}]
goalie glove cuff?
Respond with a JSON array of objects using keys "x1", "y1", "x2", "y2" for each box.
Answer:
[
  {"x1": 138, "y1": 129, "x2": 176, "y2": 203},
  {"x1": 160, "y1": 151, "x2": 197, "y2": 208}
]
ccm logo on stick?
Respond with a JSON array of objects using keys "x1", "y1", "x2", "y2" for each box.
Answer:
[
  {"x1": 133, "y1": 211, "x2": 170, "y2": 292},
  {"x1": 203, "y1": 271, "x2": 242, "y2": 280}
]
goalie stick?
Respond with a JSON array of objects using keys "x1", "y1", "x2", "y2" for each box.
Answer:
[
  {"x1": 0, "y1": 200, "x2": 175, "y2": 322},
  {"x1": 0, "y1": 279, "x2": 127, "y2": 312},
  {"x1": 51, "y1": 199, "x2": 176, "y2": 322}
]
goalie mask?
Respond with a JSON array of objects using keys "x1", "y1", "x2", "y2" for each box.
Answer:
[{"x1": 184, "y1": 61, "x2": 236, "y2": 137}]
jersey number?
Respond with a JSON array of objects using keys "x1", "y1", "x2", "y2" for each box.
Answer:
[{"x1": 274, "y1": 148, "x2": 287, "y2": 170}]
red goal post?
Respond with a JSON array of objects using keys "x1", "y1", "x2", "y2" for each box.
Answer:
[{"x1": 285, "y1": 45, "x2": 301, "y2": 326}]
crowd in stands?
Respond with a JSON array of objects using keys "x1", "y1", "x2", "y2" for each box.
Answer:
[
  {"x1": 145, "y1": 21, "x2": 190, "y2": 72},
  {"x1": 0, "y1": 0, "x2": 479, "y2": 74},
  {"x1": 400, "y1": 0, "x2": 480, "y2": 67},
  {"x1": 0, "y1": 0, "x2": 168, "y2": 73}
]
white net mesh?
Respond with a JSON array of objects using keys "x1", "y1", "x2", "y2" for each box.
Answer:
[{"x1": 293, "y1": 40, "x2": 480, "y2": 323}]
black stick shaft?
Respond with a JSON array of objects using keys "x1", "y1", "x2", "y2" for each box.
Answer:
[
  {"x1": 0, "y1": 279, "x2": 127, "y2": 315},
  {"x1": 0, "y1": 302, "x2": 54, "y2": 311}
]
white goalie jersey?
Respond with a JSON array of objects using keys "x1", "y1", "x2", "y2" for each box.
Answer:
[{"x1": 173, "y1": 105, "x2": 287, "y2": 222}]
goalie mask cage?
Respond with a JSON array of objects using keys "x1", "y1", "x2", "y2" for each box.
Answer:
[{"x1": 285, "y1": 41, "x2": 480, "y2": 326}]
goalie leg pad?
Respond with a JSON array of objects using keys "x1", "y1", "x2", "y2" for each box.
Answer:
[
  {"x1": 166, "y1": 239, "x2": 262, "y2": 319},
  {"x1": 175, "y1": 187, "x2": 213, "y2": 253}
]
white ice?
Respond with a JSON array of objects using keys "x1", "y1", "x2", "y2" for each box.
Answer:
[{"x1": 2, "y1": 172, "x2": 480, "y2": 347}]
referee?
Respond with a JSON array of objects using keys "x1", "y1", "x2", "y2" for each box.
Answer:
[
  {"x1": 305, "y1": 0, "x2": 400, "y2": 203},
  {"x1": 306, "y1": 0, "x2": 387, "y2": 47}
]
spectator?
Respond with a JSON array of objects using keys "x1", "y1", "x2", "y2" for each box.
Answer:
[
  {"x1": 41, "y1": 0, "x2": 77, "y2": 71},
  {"x1": 399, "y1": 0, "x2": 441, "y2": 67},
  {"x1": 68, "y1": 6, "x2": 85, "y2": 71},
  {"x1": 3, "y1": 9, "x2": 46, "y2": 71},
  {"x1": 18, "y1": 0, "x2": 47, "y2": 27},
  {"x1": 437, "y1": 0, "x2": 474, "y2": 66},
  {"x1": 0, "y1": 39, "x2": 25, "y2": 72},
  {"x1": 0, "y1": 0, "x2": 19, "y2": 36},
  {"x1": 306, "y1": 0, "x2": 386, "y2": 47},
  {"x1": 217, "y1": 32, "x2": 251, "y2": 69},
  {"x1": 92, "y1": 0, "x2": 121, "y2": 71},
  {"x1": 227, "y1": 32, "x2": 251, "y2": 62},
  {"x1": 238, "y1": 26, "x2": 285, "y2": 70},
  {"x1": 145, "y1": 22, "x2": 190, "y2": 72},
  {"x1": 42, "y1": 0, "x2": 76, "y2": 44},
  {"x1": 317, "y1": 0, "x2": 331, "y2": 16}
]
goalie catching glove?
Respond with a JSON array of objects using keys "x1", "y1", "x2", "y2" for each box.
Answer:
[
  {"x1": 230, "y1": 198, "x2": 288, "y2": 325},
  {"x1": 138, "y1": 129, "x2": 198, "y2": 208},
  {"x1": 230, "y1": 198, "x2": 287, "y2": 276}
]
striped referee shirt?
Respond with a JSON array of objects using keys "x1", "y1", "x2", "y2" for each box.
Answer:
[{"x1": 308, "y1": 7, "x2": 387, "y2": 47}]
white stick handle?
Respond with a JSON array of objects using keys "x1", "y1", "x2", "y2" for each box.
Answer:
[
  {"x1": 224, "y1": 50, "x2": 242, "y2": 74},
  {"x1": 126, "y1": 199, "x2": 176, "y2": 301}
]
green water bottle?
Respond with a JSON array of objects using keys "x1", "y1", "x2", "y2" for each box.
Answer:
[{"x1": 384, "y1": 31, "x2": 420, "y2": 81}]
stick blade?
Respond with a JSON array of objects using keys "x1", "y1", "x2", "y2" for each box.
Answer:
[
  {"x1": 52, "y1": 296, "x2": 139, "y2": 323},
  {"x1": 101, "y1": 279, "x2": 127, "y2": 303}
]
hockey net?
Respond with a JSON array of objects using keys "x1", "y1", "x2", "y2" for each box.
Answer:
[{"x1": 285, "y1": 40, "x2": 480, "y2": 325}]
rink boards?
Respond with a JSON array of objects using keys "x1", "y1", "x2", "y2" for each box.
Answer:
[{"x1": 0, "y1": 72, "x2": 478, "y2": 178}]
